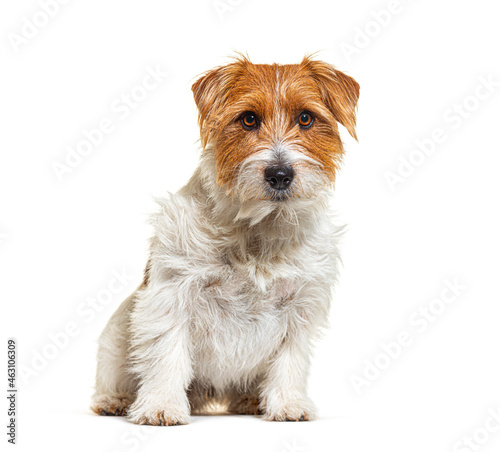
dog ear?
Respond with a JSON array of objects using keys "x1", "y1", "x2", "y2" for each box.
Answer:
[
  {"x1": 192, "y1": 68, "x2": 222, "y2": 149},
  {"x1": 191, "y1": 61, "x2": 245, "y2": 149},
  {"x1": 302, "y1": 57, "x2": 360, "y2": 140}
]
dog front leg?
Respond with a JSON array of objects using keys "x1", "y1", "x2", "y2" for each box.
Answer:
[
  {"x1": 260, "y1": 329, "x2": 317, "y2": 421},
  {"x1": 127, "y1": 287, "x2": 193, "y2": 426}
]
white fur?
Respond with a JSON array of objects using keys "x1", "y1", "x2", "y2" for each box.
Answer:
[{"x1": 91, "y1": 146, "x2": 343, "y2": 424}]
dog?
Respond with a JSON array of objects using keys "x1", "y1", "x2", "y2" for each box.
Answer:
[{"x1": 91, "y1": 55, "x2": 359, "y2": 425}]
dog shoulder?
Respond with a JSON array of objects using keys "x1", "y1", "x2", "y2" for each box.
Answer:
[
  {"x1": 150, "y1": 192, "x2": 209, "y2": 249},
  {"x1": 146, "y1": 191, "x2": 221, "y2": 281}
]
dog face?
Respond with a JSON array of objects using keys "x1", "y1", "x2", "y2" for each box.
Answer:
[{"x1": 192, "y1": 56, "x2": 359, "y2": 203}]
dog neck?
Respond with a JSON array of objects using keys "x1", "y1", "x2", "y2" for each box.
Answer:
[{"x1": 180, "y1": 150, "x2": 331, "y2": 265}]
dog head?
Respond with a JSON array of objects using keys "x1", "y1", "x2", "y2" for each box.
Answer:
[{"x1": 192, "y1": 55, "x2": 359, "y2": 208}]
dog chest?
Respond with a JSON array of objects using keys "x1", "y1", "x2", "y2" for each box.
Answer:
[{"x1": 189, "y1": 271, "x2": 302, "y2": 383}]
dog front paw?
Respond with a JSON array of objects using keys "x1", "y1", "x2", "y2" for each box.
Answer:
[
  {"x1": 263, "y1": 399, "x2": 317, "y2": 422},
  {"x1": 128, "y1": 401, "x2": 190, "y2": 426}
]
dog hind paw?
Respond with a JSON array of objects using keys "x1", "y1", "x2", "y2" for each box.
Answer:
[
  {"x1": 91, "y1": 394, "x2": 133, "y2": 416},
  {"x1": 227, "y1": 396, "x2": 263, "y2": 415}
]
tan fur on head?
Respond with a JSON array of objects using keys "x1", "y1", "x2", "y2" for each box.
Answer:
[
  {"x1": 92, "y1": 56, "x2": 359, "y2": 425},
  {"x1": 192, "y1": 55, "x2": 359, "y2": 189}
]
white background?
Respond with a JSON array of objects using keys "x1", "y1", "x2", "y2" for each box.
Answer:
[{"x1": 1, "y1": 1, "x2": 500, "y2": 451}]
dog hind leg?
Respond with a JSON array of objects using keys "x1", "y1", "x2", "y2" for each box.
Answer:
[{"x1": 91, "y1": 291, "x2": 139, "y2": 416}]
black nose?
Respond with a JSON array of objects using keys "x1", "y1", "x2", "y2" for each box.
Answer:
[{"x1": 264, "y1": 166, "x2": 294, "y2": 190}]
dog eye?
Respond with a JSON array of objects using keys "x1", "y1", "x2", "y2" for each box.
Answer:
[
  {"x1": 298, "y1": 111, "x2": 314, "y2": 129},
  {"x1": 241, "y1": 112, "x2": 259, "y2": 130}
]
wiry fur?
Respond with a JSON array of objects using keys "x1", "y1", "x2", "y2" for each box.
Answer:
[{"x1": 91, "y1": 56, "x2": 359, "y2": 425}]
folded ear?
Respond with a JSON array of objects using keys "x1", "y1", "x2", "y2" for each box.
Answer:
[
  {"x1": 302, "y1": 57, "x2": 360, "y2": 140},
  {"x1": 191, "y1": 66, "x2": 227, "y2": 148},
  {"x1": 192, "y1": 66, "x2": 228, "y2": 122},
  {"x1": 191, "y1": 60, "x2": 247, "y2": 148}
]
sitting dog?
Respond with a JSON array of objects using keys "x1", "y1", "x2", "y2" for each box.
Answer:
[{"x1": 91, "y1": 55, "x2": 359, "y2": 425}]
